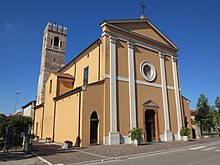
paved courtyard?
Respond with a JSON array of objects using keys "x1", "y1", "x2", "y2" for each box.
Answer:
[{"x1": 30, "y1": 137, "x2": 220, "y2": 165}]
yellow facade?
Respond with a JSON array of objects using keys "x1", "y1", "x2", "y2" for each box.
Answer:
[{"x1": 34, "y1": 18, "x2": 191, "y2": 147}]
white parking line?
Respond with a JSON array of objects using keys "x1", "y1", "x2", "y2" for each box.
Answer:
[
  {"x1": 188, "y1": 146, "x2": 206, "y2": 150},
  {"x1": 72, "y1": 149, "x2": 109, "y2": 159},
  {"x1": 202, "y1": 147, "x2": 218, "y2": 151},
  {"x1": 31, "y1": 151, "x2": 53, "y2": 165}
]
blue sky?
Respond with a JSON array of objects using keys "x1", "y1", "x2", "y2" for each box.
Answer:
[{"x1": 0, "y1": 0, "x2": 219, "y2": 115}]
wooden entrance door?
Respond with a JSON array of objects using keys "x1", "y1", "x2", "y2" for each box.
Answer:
[{"x1": 145, "y1": 110, "x2": 156, "y2": 142}]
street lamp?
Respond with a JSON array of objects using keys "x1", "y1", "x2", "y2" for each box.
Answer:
[{"x1": 14, "y1": 91, "x2": 21, "y2": 114}]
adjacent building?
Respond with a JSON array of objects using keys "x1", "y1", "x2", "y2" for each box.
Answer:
[{"x1": 34, "y1": 16, "x2": 191, "y2": 147}]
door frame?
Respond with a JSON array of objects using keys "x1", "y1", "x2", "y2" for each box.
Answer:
[{"x1": 143, "y1": 108, "x2": 160, "y2": 142}]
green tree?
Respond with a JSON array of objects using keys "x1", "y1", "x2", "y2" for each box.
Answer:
[
  {"x1": 0, "y1": 114, "x2": 32, "y2": 146},
  {"x1": 215, "y1": 96, "x2": 220, "y2": 126},
  {"x1": 0, "y1": 114, "x2": 7, "y2": 138},
  {"x1": 196, "y1": 94, "x2": 211, "y2": 131},
  {"x1": 215, "y1": 96, "x2": 220, "y2": 111}
]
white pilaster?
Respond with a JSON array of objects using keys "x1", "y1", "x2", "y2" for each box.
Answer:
[
  {"x1": 172, "y1": 56, "x2": 182, "y2": 140},
  {"x1": 127, "y1": 41, "x2": 137, "y2": 131},
  {"x1": 109, "y1": 36, "x2": 120, "y2": 145},
  {"x1": 159, "y1": 53, "x2": 173, "y2": 141}
]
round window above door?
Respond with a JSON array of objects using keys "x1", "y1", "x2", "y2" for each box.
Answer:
[{"x1": 140, "y1": 61, "x2": 156, "y2": 82}]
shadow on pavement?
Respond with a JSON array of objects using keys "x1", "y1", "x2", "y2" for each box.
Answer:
[
  {"x1": 0, "y1": 151, "x2": 34, "y2": 162},
  {"x1": 31, "y1": 141, "x2": 79, "y2": 156}
]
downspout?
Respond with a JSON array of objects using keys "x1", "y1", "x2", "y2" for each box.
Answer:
[
  {"x1": 41, "y1": 105, "x2": 44, "y2": 139},
  {"x1": 32, "y1": 103, "x2": 36, "y2": 135},
  {"x1": 74, "y1": 62, "x2": 76, "y2": 79},
  {"x1": 98, "y1": 42, "x2": 101, "y2": 81},
  {"x1": 52, "y1": 77, "x2": 59, "y2": 142},
  {"x1": 76, "y1": 90, "x2": 81, "y2": 147}
]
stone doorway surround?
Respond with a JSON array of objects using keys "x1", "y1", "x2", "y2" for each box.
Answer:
[{"x1": 142, "y1": 100, "x2": 160, "y2": 142}]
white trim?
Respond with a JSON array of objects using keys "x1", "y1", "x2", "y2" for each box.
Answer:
[
  {"x1": 105, "y1": 74, "x2": 176, "y2": 91},
  {"x1": 136, "y1": 79, "x2": 162, "y2": 88},
  {"x1": 101, "y1": 22, "x2": 178, "y2": 51},
  {"x1": 147, "y1": 21, "x2": 178, "y2": 49},
  {"x1": 127, "y1": 41, "x2": 137, "y2": 130},
  {"x1": 109, "y1": 36, "x2": 118, "y2": 133},
  {"x1": 172, "y1": 57, "x2": 182, "y2": 141},
  {"x1": 101, "y1": 19, "x2": 178, "y2": 49},
  {"x1": 109, "y1": 35, "x2": 120, "y2": 145},
  {"x1": 140, "y1": 61, "x2": 156, "y2": 82},
  {"x1": 159, "y1": 53, "x2": 172, "y2": 141},
  {"x1": 102, "y1": 31, "x2": 177, "y2": 57}
]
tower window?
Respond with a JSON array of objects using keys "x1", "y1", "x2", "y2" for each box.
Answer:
[
  {"x1": 51, "y1": 39, "x2": 53, "y2": 45},
  {"x1": 54, "y1": 37, "x2": 59, "y2": 47},
  {"x1": 83, "y1": 67, "x2": 89, "y2": 86},
  {"x1": 60, "y1": 41, "x2": 62, "y2": 47}
]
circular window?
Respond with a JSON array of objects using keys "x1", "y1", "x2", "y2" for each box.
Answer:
[{"x1": 140, "y1": 61, "x2": 156, "y2": 82}]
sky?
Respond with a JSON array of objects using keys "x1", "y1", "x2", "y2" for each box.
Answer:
[{"x1": 0, "y1": 0, "x2": 219, "y2": 115}]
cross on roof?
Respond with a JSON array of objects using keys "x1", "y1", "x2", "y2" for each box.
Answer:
[{"x1": 139, "y1": 1, "x2": 147, "y2": 17}]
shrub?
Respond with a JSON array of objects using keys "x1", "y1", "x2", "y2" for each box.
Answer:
[
  {"x1": 128, "y1": 128, "x2": 143, "y2": 142},
  {"x1": 180, "y1": 127, "x2": 191, "y2": 136}
]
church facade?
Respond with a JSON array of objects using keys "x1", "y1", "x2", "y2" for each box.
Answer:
[{"x1": 34, "y1": 17, "x2": 191, "y2": 147}]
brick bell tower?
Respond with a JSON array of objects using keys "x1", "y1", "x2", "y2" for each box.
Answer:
[{"x1": 36, "y1": 22, "x2": 67, "y2": 105}]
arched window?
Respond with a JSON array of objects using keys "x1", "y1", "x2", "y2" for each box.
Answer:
[
  {"x1": 54, "y1": 37, "x2": 59, "y2": 47},
  {"x1": 91, "y1": 111, "x2": 98, "y2": 120}
]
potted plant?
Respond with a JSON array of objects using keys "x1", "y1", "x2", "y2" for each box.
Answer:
[
  {"x1": 180, "y1": 127, "x2": 191, "y2": 142},
  {"x1": 46, "y1": 137, "x2": 52, "y2": 143},
  {"x1": 35, "y1": 135, "x2": 39, "y2": 141},
  {"x1": 64, "y1": 140, "x2": 73, "y2": 149},
  {"x1": 128, "y1": 128, "x2": 143, "y2": 146}
]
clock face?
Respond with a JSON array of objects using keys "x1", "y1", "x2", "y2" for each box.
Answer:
[{"x1": 140, "y1": 61, "x2": 156, "y2": 82}]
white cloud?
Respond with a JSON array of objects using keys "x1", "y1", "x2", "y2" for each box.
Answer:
[{"x1": 5, "y1": 22, "x2": 14, "y2": 29}]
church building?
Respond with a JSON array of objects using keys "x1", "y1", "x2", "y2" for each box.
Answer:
[{"x1": 34, "y1": 15, "x2": 191, "y2": 147}]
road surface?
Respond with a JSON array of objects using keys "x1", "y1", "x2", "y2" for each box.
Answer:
[{"x1": 86, "y1": 141, "x2": 220, "y2": 165}]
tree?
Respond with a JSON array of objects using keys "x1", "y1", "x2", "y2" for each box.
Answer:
[
  {"x1": 215, "y1": 96, "x2": 220, "y2": 111},
  {"x1": 196, "y1": 94, "x2": 211, "y2": 131},
  {"x1": 196, "y1": 94, "x2": 210, "y2": 121},
  {"x1": 215, "y1": 96, "x2": 220, "y2": 126},
  {"x1": 0, "y1": 114, "x2": 6, "y2": 138},
  {"x1": 0, "y1": 114, "x2": 32, "y2": 146}
]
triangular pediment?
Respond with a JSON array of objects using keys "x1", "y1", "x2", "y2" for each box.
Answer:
[
  {"x1": 142, "y1": 99, "x2": 159, "y2": 109},
  {"x1": 103, "y1": 19, "x2": 178, "y2": 49}
]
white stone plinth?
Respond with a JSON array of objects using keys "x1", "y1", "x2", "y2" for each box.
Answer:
[{"x1": 109, "y1": 132, "x2": 120, "y2": 145}]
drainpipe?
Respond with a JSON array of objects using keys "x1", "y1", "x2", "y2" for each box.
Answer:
[
  {"x1": 76, "y1": 90, "x2": 81, "y2": 147},
  {"x1": 52, "y1": 77, "x2": 59, "y2": 142},
  {"x1": 41, "y1": 105, "x2": 44, "y2": 139},
  {"x1": 97, "y1": 41, "x2": 101, "y2": 81}
]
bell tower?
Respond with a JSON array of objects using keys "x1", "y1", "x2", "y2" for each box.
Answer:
[{"x1": 36, "y1": 22, "x2": 67, "y2": 105}]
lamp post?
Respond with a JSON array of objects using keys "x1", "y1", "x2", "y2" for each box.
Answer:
[{"x1": 14, "y1": 91, "x2": 21, "y2": 114}]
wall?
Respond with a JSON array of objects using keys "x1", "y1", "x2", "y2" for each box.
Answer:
[
  {"x1": 57, "y1": 77, "x2": 74, "y2": 95},
  {"x1": 42, "y1": 74, "x2": 57, "y2": 139},
  {"x1": 34, "y1": 106, "x2": 43, "y2": 139},
  {"x1": 80, "y1": 82, "x2": 104, "y2": 147},
  {"x1": 54, "y1": 94, "x2": 79, "y2": 145}
]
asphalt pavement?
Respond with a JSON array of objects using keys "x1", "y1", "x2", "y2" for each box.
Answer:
[{"x1": 87, "y1": 141, "x2": 220, "y2": 165}]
